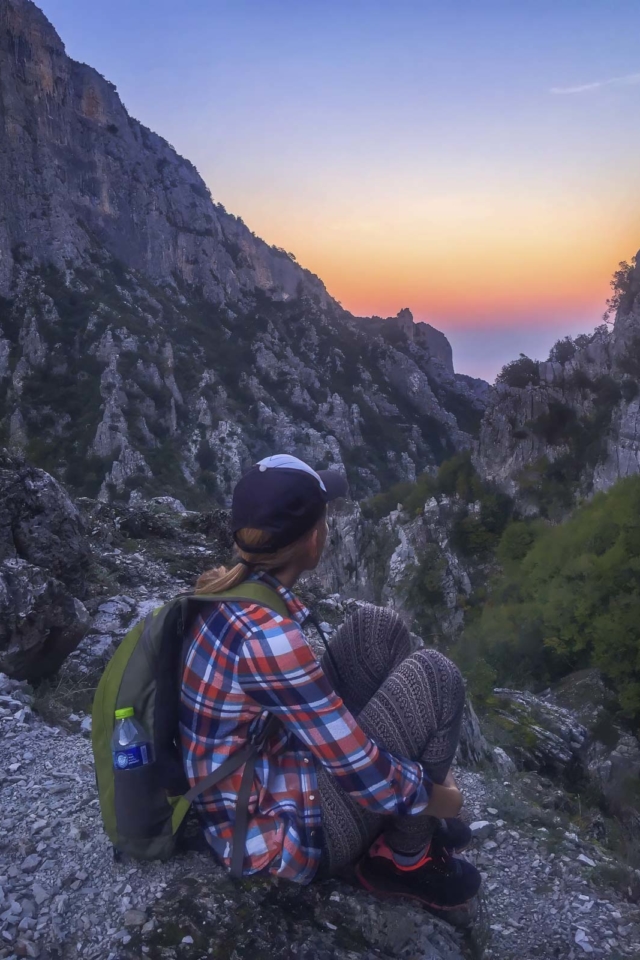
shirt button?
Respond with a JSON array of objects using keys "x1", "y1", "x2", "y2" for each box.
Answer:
[
  {"x1": 309, "y1": 794, "x2": 316, "y2": 801},
  {"x1": 303, "y1": 758, "x2": 310, "y2": 765}
]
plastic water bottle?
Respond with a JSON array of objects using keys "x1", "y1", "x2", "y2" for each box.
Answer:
[{"x1": 111, "y1": 707, "x2": 153, "y2": 770}]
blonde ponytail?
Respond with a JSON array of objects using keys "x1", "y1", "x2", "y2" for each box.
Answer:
[
  {"x1": 195, "y1": 519, "x2": 324, "y2": 594},
  {"x1": 195, "y1": 562, "x2": 249, "y2": 594}
]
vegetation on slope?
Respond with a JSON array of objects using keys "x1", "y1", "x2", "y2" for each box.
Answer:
[
  {"x1": 364, "y1": 451, "x2": 512, "y2": 557},
  {"x1": 0, "y1": 256, "x2": 481, "y2": 505},
  {"x1": 455, "y1": 476, "x2": 640, "y2": 726},
  {"x1": 363, "y1": 453, "x2": 514, "y2": 640}
]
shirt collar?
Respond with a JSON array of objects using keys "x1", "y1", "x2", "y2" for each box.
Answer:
[{"x1": 246, "y1": 570, "x2": 310, "y2": 626}]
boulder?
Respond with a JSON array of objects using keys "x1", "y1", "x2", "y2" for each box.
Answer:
[
  {"x1": 0, "y1": 450, "x2": 90, "y2": 596},
  {"x1": 587, "y1": 732, "x2": 640, "y2": 825},
  {"x1": 550, "y1": 668, "x2": 617, "y2": 726},
  {"x1": 490, "y1": 688, "x2": 588, "y2": 776},
  {"x1": 457, "y1": 698, "x2": 492, "y2": 767},
  {"x1": 0, "y1": 558, "x2": 90, "y2": 681},
  {"x1": 0, "y1": 453, "x2": 92, "y2": 680},
  {"x1": 486, "y1": 676, "x2": 640, "y2": 825},
  {"x1": 491, "y1": 745, "x2": 517, "y2": 776}
]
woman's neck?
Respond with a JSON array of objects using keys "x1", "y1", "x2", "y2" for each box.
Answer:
[{"x1": 268, "y1": 562, "x2": 303, "y2": 590}]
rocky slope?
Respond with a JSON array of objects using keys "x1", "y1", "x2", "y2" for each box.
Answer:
[
  {"x1": 0, "y1": 0, "x2": 487, "y2": 505},
  {"x1": 3, "y1": 670, "x2": 639, "y2": 960},
  {"x1": 318, "y1": 255, "x2": 640, "y2": 650},
  {"x1": 1, "y1": 453, "x2": 639, "y2": 959},
  {"x1": 316, "y1": 494, "x2": 481, "y2": 643}
]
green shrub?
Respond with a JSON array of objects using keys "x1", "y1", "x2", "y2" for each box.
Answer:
[
  {"x1": 198, "y1": 470, "x2": 219, "y2": 496},
  {"x1": 593, "y1": 374, "x2": 622, "y2": 408},
  {"x1": 402, "y1": 473, "x2": 437, "y2": 515},
  {"x1": 363, "y1": 453, "x2": 513, "y2": 559},
  {"x1": 435, "y1": 451, "x2": 483, "y2": 501},
  {"x1": 496, "y1": 354, "x2": 540, "y2": 389},
  {"x1": 568, "y1": 368, "x2": 594, "y2": 391},
  {"x1": 362, "y1": 481, "x2": 415, "y2": 520},
  {"x1": 196, "y1": 440, "x2": 217, "y2": 472},
  {"x1": 497, "y1": 520, "x2": 543, "y2": 565},
  {"x1": 603, "y1": 254, "x2": 638, "y2": 322},
  {"x1": 517, "y1": 455, "x2": 579, "y2": 519},
  {"x1": 404, "y1": 545, "x2": 446, "y2": 639},
  {"x1": 450, "y1": 490, "x2": 512, "y2": 558},
  {"x1": 549, "y1": 337, "x2": 577, "y2": 364},
  {"x1": 461, "y1": 476, "x2": 640, "y2": 727},
  {"x1": 451, "y1": 513, "x2": 494, "y2": 556},
  {"x1": 465, "y1": 658, "x2": 498, "y2": 704}
]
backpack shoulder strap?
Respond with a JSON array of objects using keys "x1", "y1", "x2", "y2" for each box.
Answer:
[{"x1": 185, "y1": 582, "x2": 290, "y2": 620}]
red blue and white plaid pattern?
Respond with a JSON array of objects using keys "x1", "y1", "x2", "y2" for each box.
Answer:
[{"x1": 179, "y1": 572, "x2": 432, "y2": 884}]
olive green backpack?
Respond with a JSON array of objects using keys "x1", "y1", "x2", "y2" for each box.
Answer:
[{"x1": 91, "y1": 583, "x2": 288, "y2": 876}]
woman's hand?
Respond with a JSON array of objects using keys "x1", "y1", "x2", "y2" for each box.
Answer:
[{"x1": 423, "y1": 770, "x2": 463, "y2": 818}]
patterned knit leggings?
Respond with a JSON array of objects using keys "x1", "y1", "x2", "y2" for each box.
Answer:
[{"x1": 317, "y1": 604, "x2": 465, "y2": 876}]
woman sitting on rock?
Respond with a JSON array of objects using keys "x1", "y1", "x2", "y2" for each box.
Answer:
[{"x1": 180, "y1": 454, "x2": 480, "y2": 911}]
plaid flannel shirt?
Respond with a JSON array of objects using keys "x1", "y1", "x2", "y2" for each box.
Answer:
[{"x1": 179, "y1": 571, "x2": 432, "y2": 884}]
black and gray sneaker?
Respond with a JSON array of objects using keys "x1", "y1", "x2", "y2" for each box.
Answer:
[{"x1": 355, "y1": 846, "x2": 481, "y2": 911}]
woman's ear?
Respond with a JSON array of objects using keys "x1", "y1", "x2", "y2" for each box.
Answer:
[
  {"x1": 307, "y1": 525, "x2": 320, "y2": 558},
  {"x1": 309, "y1": 516, "x2": 327, "y2": 567}
]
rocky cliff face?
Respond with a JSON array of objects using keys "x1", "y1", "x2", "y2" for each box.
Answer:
[
  {"x1": 0, "y1": 0, "x2": 487, "y2": 505},
  {"x1": 0, "y1": 0, "x2": 329, "y2": 306},
  {"x1": 0, "y1": 450, "x2": 91, "y2": 680},
  {"x1": 316, "y1": 492, "x2": 484, "y2": 642},
  {"x1": 475, "y1": 255, "x2": 640, "y2": 513}
]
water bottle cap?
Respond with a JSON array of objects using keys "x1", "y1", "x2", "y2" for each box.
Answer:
[{"x1": 115, "y1": 707, "x2": 135, "y2": 720}]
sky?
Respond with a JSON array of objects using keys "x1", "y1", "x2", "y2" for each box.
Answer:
[{"x1": 38, "y1": 0, "x2": 640, "y2": 381}]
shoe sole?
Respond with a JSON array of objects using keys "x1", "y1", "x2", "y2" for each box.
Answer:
[{"x1": 354, "y1": 863, "x2": 477, "y2": 913}]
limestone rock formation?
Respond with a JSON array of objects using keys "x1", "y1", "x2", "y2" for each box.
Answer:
[
  {"x1": 317, "y1": 492, "x2": 483, "y2": 641},
  {"x1": 457, "y1": 699, "x2": 492, "y2": 767},
  {"x1": 0, "y1": 0, "x2": 328, "y2": 306},
  {"x1": 483, "y1": 676, "x2": 640, "y2": 825},
  {"x1": 475, "y1": 253, "x2": 640, "y2": 510},
  {"x1": 489, "y1": 688, "x2": 589, "y2": 776},
  {"x1": 0, "y1": 450, "x2": 89, "y2": 593},
  {"x1": 0, "y1": 0, "x2": 488, "y2": 505}
]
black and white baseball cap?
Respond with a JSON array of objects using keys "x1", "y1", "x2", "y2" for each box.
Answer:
[{"x1": 232, "y1": 454, "x2": 348, "y2": 553}]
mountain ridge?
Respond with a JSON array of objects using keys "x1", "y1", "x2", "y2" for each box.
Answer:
[
  {"x1": 475, "y1": 253, "x2": 640, "y2": 513},
  {"x1": 0, "y1": 0, "x2": 334, "y2": 305},
  {"x1": 0, "y1": 0, "x2": 487, "y2": 504}
]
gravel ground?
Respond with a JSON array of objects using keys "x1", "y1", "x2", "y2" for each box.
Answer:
[
  {"x1": 456, "y1": 767, "x2": 640, "y2": 960},
  {"x1": 1, "y1": 674, "x2": 638, "y2": 960}
]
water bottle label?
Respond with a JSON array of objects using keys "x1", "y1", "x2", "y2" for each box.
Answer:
[{"x1": 113, "y1": 744, "x2": 150, "y2": 770}]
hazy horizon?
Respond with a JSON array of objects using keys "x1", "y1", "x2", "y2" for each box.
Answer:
[{"x1": 36, "y1": 0, "x2": 640, "y2": 381}]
